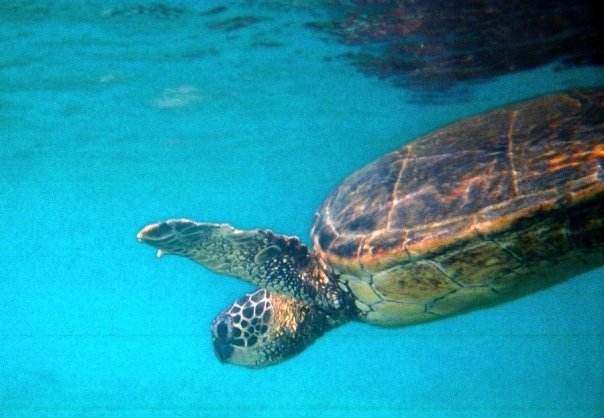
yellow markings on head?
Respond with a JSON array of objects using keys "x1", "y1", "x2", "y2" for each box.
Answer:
[{"x1": 270, "y1": 293, "x2": 307, "y2": 336}]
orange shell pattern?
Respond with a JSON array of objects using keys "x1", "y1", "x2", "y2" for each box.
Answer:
[{"x1": 311, "y1": 90, "x2": 604, "y2": 325}]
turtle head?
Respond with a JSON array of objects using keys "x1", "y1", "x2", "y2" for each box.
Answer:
[{"x1": 210, "y1": 288, "x2": 330, "y2": 367}]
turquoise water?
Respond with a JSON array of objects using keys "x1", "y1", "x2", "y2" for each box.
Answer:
[{"x1": 1, "y1": 1, "x2": 603, "y2": 417}]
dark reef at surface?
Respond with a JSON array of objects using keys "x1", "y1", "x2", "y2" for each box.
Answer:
[{"x1": 306, "y1": 0, "x2": 603, "y2": 92}]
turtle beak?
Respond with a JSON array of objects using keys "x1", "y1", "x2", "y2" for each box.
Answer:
[{"x1": 213, "y1": 340, "x2": 235, "y2": 363}]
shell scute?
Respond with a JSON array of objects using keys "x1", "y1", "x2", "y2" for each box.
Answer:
[{"x1": 371, "y1": 261, "x2": 457, "y2": 303}]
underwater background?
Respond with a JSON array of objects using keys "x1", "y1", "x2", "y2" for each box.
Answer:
[{"x1": 1, "y1": 1, "x2": 603, "y2": 417}]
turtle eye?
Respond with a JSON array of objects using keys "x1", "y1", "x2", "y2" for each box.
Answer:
[
  {"x1": 215, "y1": 320, "x2": 229, "y2": 339},
  {"x1": 211, "y1": 317, "x2": 235, "y2": 361}
]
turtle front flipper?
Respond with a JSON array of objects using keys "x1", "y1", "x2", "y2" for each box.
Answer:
[
  {"x1": 136, "y1": 219, "x2": 345, "y2": 311},
  {"x1": 211, "y1": 288, "x2": 330, "y2": 367}
]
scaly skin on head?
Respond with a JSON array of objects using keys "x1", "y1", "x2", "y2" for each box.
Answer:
[
  {"x1": 211, "y1": 289, "x2": 334, "y2": 367},
  {"x1": 137, "y1": 219, "x2": 353, "y2": 367}
]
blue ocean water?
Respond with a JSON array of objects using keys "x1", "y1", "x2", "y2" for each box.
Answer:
[{"x1": 1, "y1": 1, "x2": 603, "y2": 417}]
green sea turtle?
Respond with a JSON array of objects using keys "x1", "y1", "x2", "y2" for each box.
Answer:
[{"x1": 137, "y1": 89, "x2": 604, "y2": 367}]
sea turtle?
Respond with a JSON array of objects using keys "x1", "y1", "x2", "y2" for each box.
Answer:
[{"x1": 137, "y1": 89, "x2": 604, "y2": 368}]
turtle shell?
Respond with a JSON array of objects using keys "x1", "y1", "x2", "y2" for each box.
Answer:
[{"x1": 311, "y1": 90, "x2": 604, "y2": 326}]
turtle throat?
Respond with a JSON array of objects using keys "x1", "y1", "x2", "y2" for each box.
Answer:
[{"x1": 298, "y1": 255, "x2": 355, "y2": 324}]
